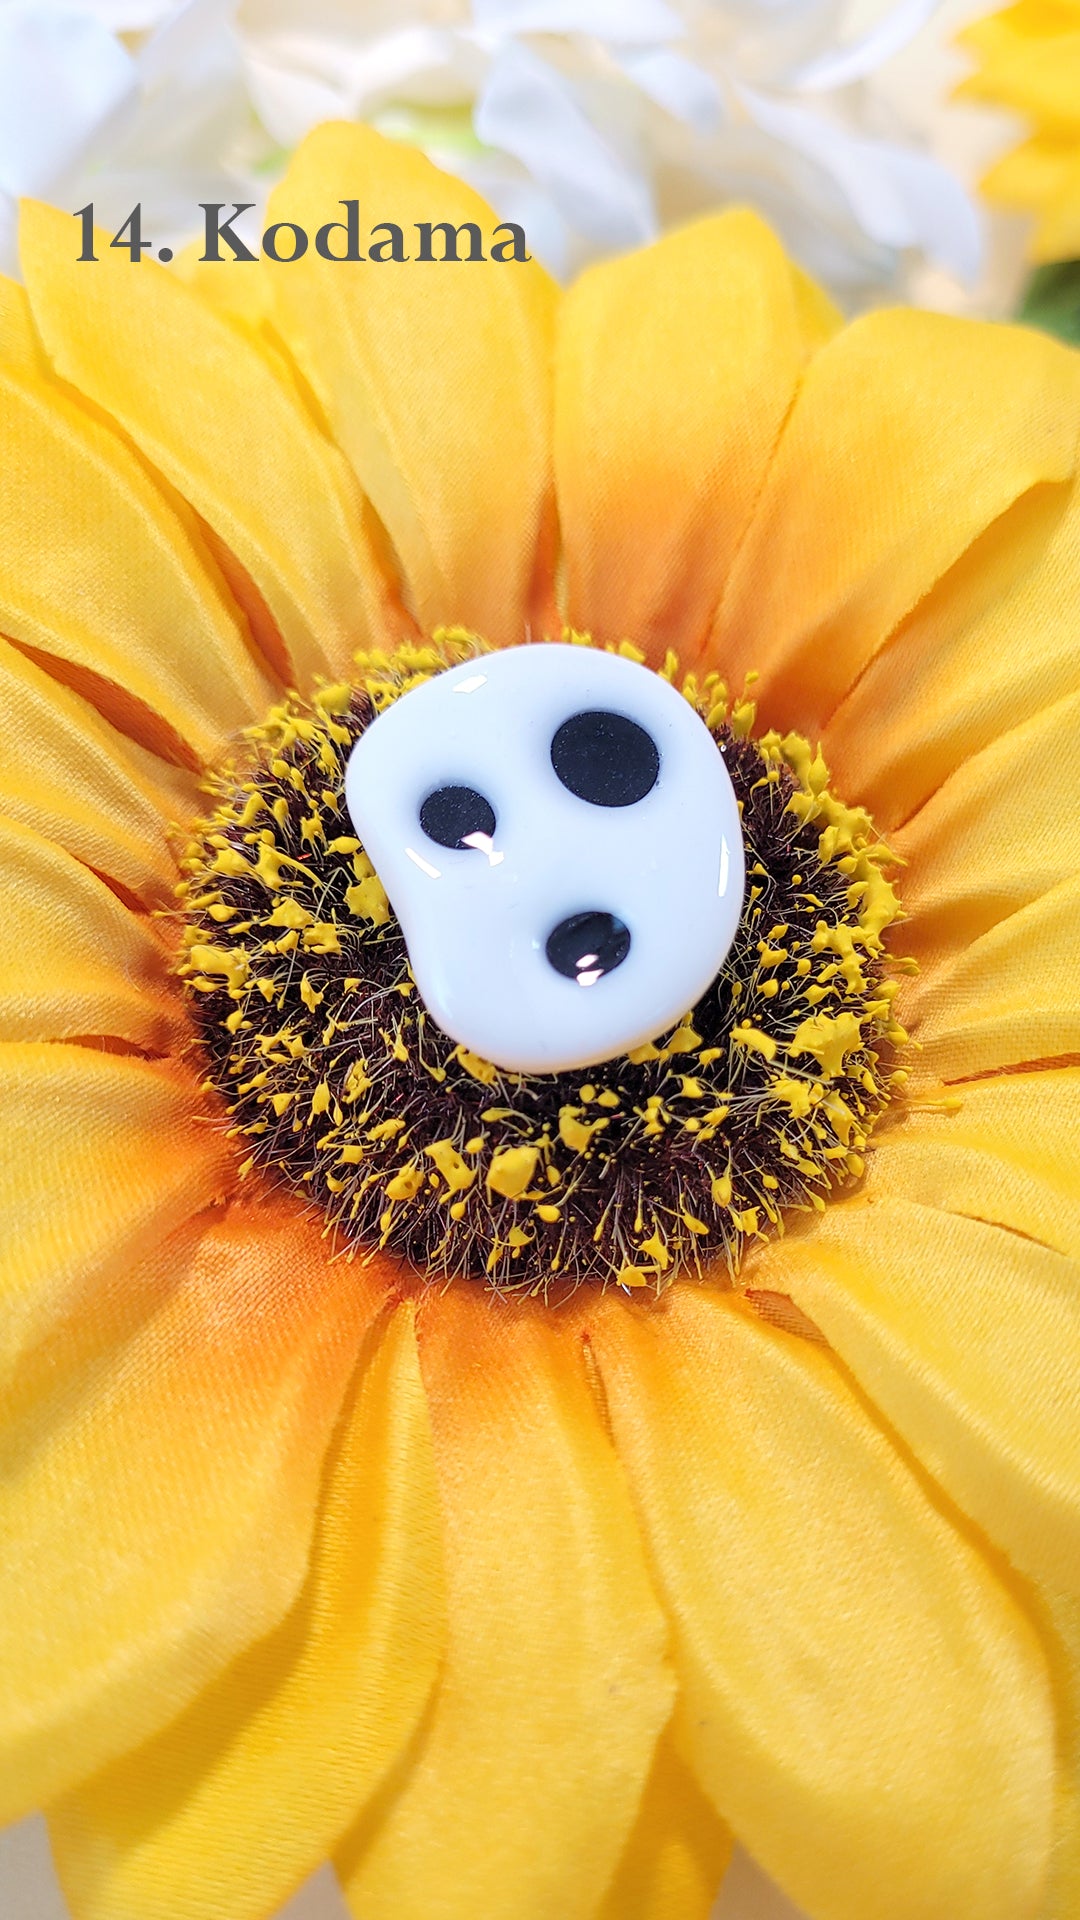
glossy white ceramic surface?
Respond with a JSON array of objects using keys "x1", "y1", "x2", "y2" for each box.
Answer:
[{"x1": 344, "y1": 644, "x2": 745, "y2": 1074}]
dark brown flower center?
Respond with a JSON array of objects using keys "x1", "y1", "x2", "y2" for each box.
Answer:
[{"x1": 178, "y1": 634, "x2": 906, "y2": 1293}]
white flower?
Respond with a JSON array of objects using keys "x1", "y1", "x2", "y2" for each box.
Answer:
[
  {"x1": 237, "y1": 0, "x2": 984, "y2": 297},
  {"x1": 0, "y1": 0, "x2": 250, "y2": 278},
  {"x1": 0, "y1": 0, "x2": 988, "y2": 309}
]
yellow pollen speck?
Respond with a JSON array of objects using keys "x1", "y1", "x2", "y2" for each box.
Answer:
[
  {"x1": 771, "y1": 1076, "x2": 815, "y2": 1118},
  {"x1": 487, "y1": 1145, "x2": 539, "y2": 1199},
  {"x1": 732, "y1": 1022, "x2": 778, "y2": 1061},
  {"x1": 314, "y1": 682, "x2": 352, "y2": 715},
  {"x1": 790, "y1": 1011, "x2": 863, "y2": 1077},
  {"x1": 559, "y1": 1106, "x2": 605, "y2": 1153},
  {"x1": 345, "y1": 876, "x2": 390, "y2": 925},
  {"x1": 638, "y1": 1232, "x2": 670, "y2": 1270},
  {"x1": 664, "y1": 1025, "x2": 701, "y2": 1056},
  {"x1": 454, "y1": 1046, "x2": 499, "y2": 1086},
  {"x1": 425, "y1": 1139, "x2": 475, "y2": 1193},
  {"x1": 626, "y1": 1040, "x2": 661, "y2": 1064},
  {"x1": 267, "y1": 899, "x2": 313, "y2": 929},
  {"x1": 385, "y1": 1166, "x2": 424, "y2": 1201}
]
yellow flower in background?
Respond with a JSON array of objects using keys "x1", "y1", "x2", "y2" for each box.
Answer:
[
  {"x1": 959, "y1": 0, "x2": 1080, "y2": 262},
  {"x1": 1, "y1": 120, "x2": 1079, "y2": 1920}
]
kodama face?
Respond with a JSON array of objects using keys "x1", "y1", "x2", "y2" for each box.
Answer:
[{"x1": 345, "y1": 644, "x2": 745, "y2": 1075}]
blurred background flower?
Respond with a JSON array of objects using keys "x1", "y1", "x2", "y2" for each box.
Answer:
[
  {"x1": 0, "y1": 0, "x2": 1026, "y2": 310},
  {"x1": 956, "y1": 0, "x2": 1080, "y2": 342},
  {"x1": 958, "y1": 0, "x2": 1080, "y2": 265}
]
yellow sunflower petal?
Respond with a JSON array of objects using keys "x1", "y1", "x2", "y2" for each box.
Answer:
[
  {"x1": 49, "y1": 1302, "x2": 444, "y2": 1920},
  {"x1": 0, "y1": 637, "x2": 195, "y2": 906},
  {"x1": 981, "y1": 134, "x2": 1080, "y2": 215},
  {"x1": 19, "y1": 202, "x2": 389, "y2": 687},
  {"x1": 337, "y1": 1290, "x2": 674, "y2": 1920},
  {"x1": 1038, "y1": 1585, "x2": 1080, "y2": 1918},
  {"x1": 776, "y1": 1196, "x2": 1080, "y2": 1595},
  {"x1": 866, "y1": 1069, "x2": 1080, "y2": 1256},
  {"x1": 0, "y1": 1044, "x2": 229, "y2": 1389},
  {"x1": 711, "y1": 309, "x2": 1080, "y2": 735},
  {"x1": 555, "y1": 210, "x2": 837, "y2": 658},
  {"x1": 0, "y1": 1201, "x2": 386, "y2": 1822},
  {"x1": 822, "y1": 476, "x2": 1080, "y2": 830},
  {"x1": 265, "y1": 123, "x2": 557, "y2": 645},
  {"x1": 904, "y1": 873, "x2": 1080, "y2": 1082},
  {"x1": 894, "y1": 686, "x2": 1080, "y2": 971},
  {"x1": 958, "y1": 5, "x2": 1080, "y2": 130},
  {"x1": 0, "y1": 817, "x2": 182, "y2": 1050},
  {"x1": 588, "y1": 1286, "x2": 1053, "y2": 1920},
  {"x1": 0, "y1": 272, "x2": 41, "y2": 371},
  {"x1": 1029, "y1": 167, "x2": 1080, "y2": 263},
  {"x1": 597, "y1": 1732, "x2": 733, "y2": 1920},
  {"x1": 0, "y1": 354, "x2": 273, "y2": 762}
]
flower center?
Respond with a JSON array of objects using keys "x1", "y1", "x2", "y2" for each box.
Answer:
[{"x1": 177, "y1": 633, "x2": 906, "y2": 1293}]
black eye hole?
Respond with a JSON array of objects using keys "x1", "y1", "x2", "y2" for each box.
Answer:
[
  {"x1": 419, "y1": 785, "x2": 497, "y2": 850},
  {"x1": 546, "y1": 910, "x2": 631, "y2": 985},
  {"x1": 550, "y1": 710, "x2": 659, "y2": 808}
]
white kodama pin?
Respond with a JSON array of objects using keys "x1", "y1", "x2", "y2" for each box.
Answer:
[{"x1": 344, "y1": 644, "x2": 746, "y2": 1076}]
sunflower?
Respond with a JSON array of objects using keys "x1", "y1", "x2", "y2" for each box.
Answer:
[
  {"x1": 1, "y1": 118, "x2": 1079, "y2": 1920},
  {"x1": 958, "y1": 0, "x2": 1080, "y2": 263}
]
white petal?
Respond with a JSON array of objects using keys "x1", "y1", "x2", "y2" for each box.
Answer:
[
  {"x1": 470, "y1": 0, "x2": 685, "y2": 46},
  {"x1": 736, "y1": 84, "x2": 983, "y2": 280},
  {"x1": 0, "y1": 5, "x2": 136, "y2": 198},
  {"x1": 33, "y1": 0, "x2": 176, "y2": 28},
  {"x1": 243, "y1": 50, "x2": 352, "y2": 147},
  {"x1": 788, "y1": 0, "x2": 944, "y2": 91},
  {"x1": 616, "y1": 47, "x2": 723, "y2": 133},
  {"x1": 0, "y1": 190, "x2": 18, "y2": 279},
  {"x1": 475, "y1": 40, "x2": 656, "y2": 248},
  {"x1": 337, "y1": 26, "x2": 474, "y2": 109},
  {"x1": 449, "y1": 151, "x2": 572, "y2": 277},
  {"x1": 135, "y1": 0, "x2": 238, "y2": 91}
]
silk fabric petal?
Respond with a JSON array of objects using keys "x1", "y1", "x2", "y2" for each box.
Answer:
[
  {"x1": 597, "y1": 1733, "x2": 733, "y2": 1920},
  {"x1": 265, "y1": 122, "x2": 557, "y2": 646},
  {"x1": 0, "y1": 637, "x2": 195, "y2": 907},
  {"x1": 775, "y1": 1197, "x2": 1080, "y2": 1593},
  {"x1": 0, "y1": 1201, "x2": 386, "y2": 1822},
  {"x1": 49, "y1": 1303, "x2": 443, "y2": 1920},
  {"x1": 864, "y1": 1069, "x2": 1080, "y2": 1256},
  {"x1": 589, "y1": 1286, "x2": 1053, "y2": 1920},
  {"x1": 337, "y1": 1289, "x2": 674, "y2": 1920},
  {"x1": 902, "y1": 873, "x2": 1080, "y2": 1083},
  {"x1": 555, "y1": 210, "x2": 838, "y2": 659},
  {"x1": 822, "y1": 474, "x2": 1080, "y2": 831},
  {"x1": 894, "y1": 687, "x2": 1080, "y2": 973},
  {"x1": 0, "y1": 1044, "x2": 229, "y2": 1389},
  {"x1": 19, "y1": 202, "x2": 389, "y2": 687},
  {"x1": 0, "y1": 356, "x2": 273, "y2": 762},
  {"x1": 0, "y1": 817, "x2": 182, "y2": 1050},
  {"x1": 710, "y1": 309, "x2": 1080, "y2": 736}
]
